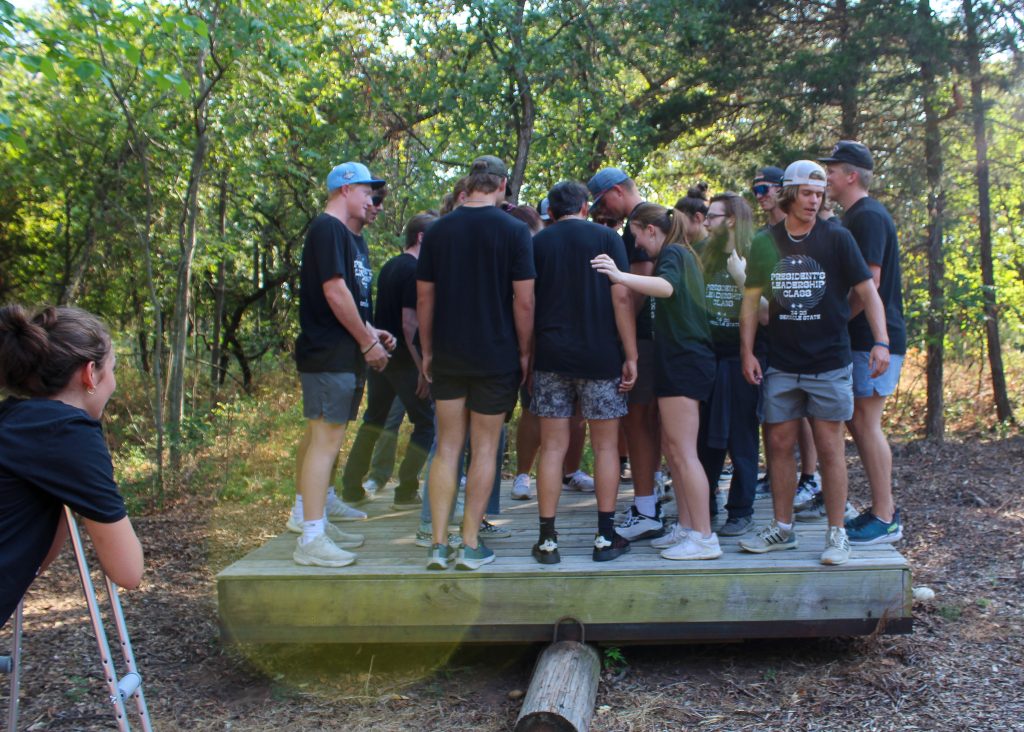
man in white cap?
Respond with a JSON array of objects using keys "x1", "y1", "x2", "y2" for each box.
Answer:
[
  {"x1": 738, "y1": 160, "x2": 890, "y2": 566},
  {"x1": 291, "y1": 162, "x2": 394, "y2": 568}
]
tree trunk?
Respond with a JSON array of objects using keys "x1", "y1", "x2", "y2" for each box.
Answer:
[
  {"x1": 836, "y1": 0, "x2": 859, "y2": 139},
  {"x1": 964, "y1": 0, "x2": 1015, "y2": 424},
  {"x1": 506, "y1": 0, "x2": 533, "y2": 203},
  {"x1": 210, "y1": 173, "x2": 228, "y2": 390},
  {"x1": 918, "y1": 0, "x2": 946, "y2": 440}
]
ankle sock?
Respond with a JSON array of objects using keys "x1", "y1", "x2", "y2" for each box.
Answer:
[
  {"x1": 301, "y1": 518, "x2": 325, "y2": 545},
  {"x1": 539, "y1": 516, "x2": 557, "y2": 542},
  {"x1": 597, "y1": 511, "x2": 616, "y2": 540},
  {"x1": 776, "y1": 520, "x2": 793, "y2": 533},
  {"x1": 635, "y1": 495, "x2": 657, "y2": 517},
  {"x1": 294, "y1": 494, "x2": 304, "y2": 517}
]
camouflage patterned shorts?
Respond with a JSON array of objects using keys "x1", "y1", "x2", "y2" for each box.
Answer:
[{"x1": 529, "y1": 370, "x2": 628, "y2": 420}]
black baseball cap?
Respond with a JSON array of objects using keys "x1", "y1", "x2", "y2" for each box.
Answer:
[
  {"x1": 818, "y1": 140, "x2": 874, "y2": 171},
  {"x1": 752, "y1": 166, "x2": 784, "y2": 185}
]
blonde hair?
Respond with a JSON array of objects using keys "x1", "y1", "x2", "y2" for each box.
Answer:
[{"x1": 630, "y1": 203, "x2": 702, "y2": 271}]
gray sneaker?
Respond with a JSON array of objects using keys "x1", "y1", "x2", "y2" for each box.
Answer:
[
  {"x1": 739, "y1": 521, "x2": 798, "y2": 553},
  {"x1": 286, "y1": 515, "x2": 364, "y2": 548},
  {"x1": 479, "y1": 519, "x2": 512, "y2": 539},
  {"x1": 820, "y1": 526, "x2": 851, "y2": 565},
  {"x1": 414, "y1": 522, "x2": 461, "y2": 548},
  {"x1": 718, "y1": 515, "x2": 754, "y2": 537},
  {"x1": 293, "y1": 534, "x2": 356, "y2": 567}
]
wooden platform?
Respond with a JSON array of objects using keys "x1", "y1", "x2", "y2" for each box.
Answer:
[{"x1": 217, "y1": 482, "x2": 912, "y2": 644}]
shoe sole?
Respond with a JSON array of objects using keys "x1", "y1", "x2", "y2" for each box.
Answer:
[
  {"x1": 660, "y1": 548, "x2": 723, "y2": 561},
  {"x1": 717, "y1": 524, "x2": 755, "y2": 537},
  {"x1": 510, "y1": 493, "x2": 532, "y2": 500},
  {"x1": 592, "y1": 545, "x2": 630, "y2": 562},
  {"x1": 739, "y1": 540, "x2": 798, "y2": 553},
  {"x1": 293, "y1": 553, "x2": 355, "y2": 568},
  {"x1": 820, "y1": 553, "x2": 850, "y2": 566},
  {"x1": 617, "y1": 525, "x2": 666, "y2": 541},
  {"x1": 849, "y1": 528, "x2": 903, "y2": 546},
  {"x1": 426, "y1": 560, "x2": 450, "y2": 570},
  {"x1": 390, "y1": 504, "x2": 421, "y2": 511},
  {"x1": 455, "y1": 555, "x2": 495, "y2": 570},
  {"x1": 532, "y1": 547, "x2": 561, "y2": 565}
]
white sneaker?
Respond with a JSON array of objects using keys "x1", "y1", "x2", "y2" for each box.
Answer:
[
  {"x1": 511, "y1": 473, "x2": 532, "y2": 500},
  {"x1": 654, "y1": 471, "x2": 673, "y2": 503},
  {"x1": 325, "y1": 492, "x2": 368, "y2": 521},
  {"x1": 286, "y1": 515, "x2": 364, "y2": 548},
  {"x1": 293, "y1": 534, "x2": 356, "y2": 567},
  {"x1": 651, "y1": 522, "x2": 693, "y2": 549},
  {"x1": 820, "y1": 526, "x2": 851, "y2": 566},
  {"x1": 615, "y1": 506, "x2": 664, "y2": 541},
  {"x1": 660, "y1": 532, "x2": 722, "y2": 561},
  {"x1": 563, "y1": 470, "x2": 595, "y2": 492},
  {"x1": 362, "y1": 478, "x2": 381, "y2": 495},
  {"x1": 793, "y1": 472, "x2": 821, "y2": 509}
]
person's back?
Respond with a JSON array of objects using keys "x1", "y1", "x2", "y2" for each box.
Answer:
[
  {"x1": 418, "y1": 204, "x2": 534, "y2": 377},
  {"x1": 534, "y1": 218, "x2": 628, "y2": 379}
]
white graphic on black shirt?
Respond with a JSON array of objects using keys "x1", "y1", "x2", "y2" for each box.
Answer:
[
  {"x1": 770, "y1": 255, "x2": 825, "y2": 321},
  {"x1": 354, "y1": 255, "x2": 373, "y2": 310},
  {"x1": 706, "y1": 270, "x2": 741, "y2": 329}
]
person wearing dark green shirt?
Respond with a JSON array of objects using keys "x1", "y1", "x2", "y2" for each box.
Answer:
[{"x1": 592, "y1": 203, "x2": 721, "y2": 562}]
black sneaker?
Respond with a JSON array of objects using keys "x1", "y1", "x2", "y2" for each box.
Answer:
[
  {"x1": 532, "y1": 536, "x2": 561, "y2": 564},
  {"x1": 593, "y1": 532, "x2": 631, "y2": 562}
]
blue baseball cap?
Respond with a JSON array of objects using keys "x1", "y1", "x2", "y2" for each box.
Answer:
[
  {"x1": 587, "y1": 167, "x2": 629, "y2": 206},
  {"x1": 326, "y1": 162, "x2": 385, "y2": 192}
]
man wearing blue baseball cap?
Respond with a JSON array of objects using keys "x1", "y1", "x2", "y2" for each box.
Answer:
[
  {"x1": 820, "y1": 141, "x2": 906, "y2": 546},
  {"x1": 586, "y1": 167, "x2": 664, "y2": 541},
  {"x1": 289, "y1": 161, "x2": 394, "y2": 568}
]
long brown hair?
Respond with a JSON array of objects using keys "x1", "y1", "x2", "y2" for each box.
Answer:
[
  {"x1": 630, "y1": 203, "x2": 702, "y2": 272},
  {"x1": 701, "y1": 192, "x2": 755, "y2": 273}
]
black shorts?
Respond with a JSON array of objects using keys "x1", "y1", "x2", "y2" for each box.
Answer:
[{"x1": 431, "y1": 371, "x2": 520, "y2": 415}]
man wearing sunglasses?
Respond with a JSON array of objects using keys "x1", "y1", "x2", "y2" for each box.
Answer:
[{"x1": 752, "y1": 167, "x2": 785, "y2": 227}]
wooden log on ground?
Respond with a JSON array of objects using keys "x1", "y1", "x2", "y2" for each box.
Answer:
[{"x1": 514, "y1": 641, "x2": 600, "y2": 732}]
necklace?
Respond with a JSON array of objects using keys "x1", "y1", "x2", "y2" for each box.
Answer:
[{"x1": 785, "y1": 224, "x2": 812, "y2": 243}]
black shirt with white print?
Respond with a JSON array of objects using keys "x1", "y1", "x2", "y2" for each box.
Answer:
[{"x1": 746, "y1": 218, "x2": 871, "y2": 374}]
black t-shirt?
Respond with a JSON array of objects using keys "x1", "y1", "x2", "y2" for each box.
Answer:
[
  {"x1": 294, "y1": 214, "x2": 373, "y2": 374},
  {"x1": 842, "y1": 197, "x2": 906, "y2": 355},
  {"x1": 533, "y1": 218, "x2": 629, "y2": 379},
  {"x1": 1, "y1": 398, "x2": 127, "y2": 627},
  {"x1": 622, "y1": 205, "x2": 655, "y2": 341},
  {"x1": 374, "y1": 251, "x2": 418, "y2": 368},
  {"x1": 747, "y1": 219, "x2": 872, "y2": 374},
  {"x1": 417, "y1": 205, "x2": 536, "y2": 377},
  {"x1": 652, "y1": 244, "x2": 715, "y2": 388}
]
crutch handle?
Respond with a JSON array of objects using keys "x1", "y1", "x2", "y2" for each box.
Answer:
[
  {"x1": 114, "y1": 672, "x2": 142, "y2": 703},
  {"x1": 0, "y1": 655, "x2": 11, "y2": 674}
]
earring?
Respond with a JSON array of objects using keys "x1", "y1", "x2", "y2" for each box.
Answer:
[{"x1": 87, "y1": 387, "x2": 96, "y2": 395}]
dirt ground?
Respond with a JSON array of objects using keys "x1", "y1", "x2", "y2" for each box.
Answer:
[{"x1": 5, "y1": 436, "x2": 1023, "y2": 731}]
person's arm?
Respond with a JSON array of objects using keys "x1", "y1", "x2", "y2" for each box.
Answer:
[
  {"x1": 740, "y1": 286, "x2": 764, "y2": 385},
  {"x1": 592, "y1": 254, "x2": 673, "y2": 297},
  {"x1": 848, "y1": 263, "x2": 882, "y2": 320},
  {"x1": 512, "y1": 279, "x2": 535, "y2": 386},
  {"x1": 402, "y1": 306, "x2": 429, "y2": 398},
  {"x1": 628, "y1": 260, "x2": 655, "y2": 313},
  {"x1": 416, "y1": 280, "x2": 435, "y2": 383},
  {"x1": 81, "y1": 516, "x2": 144, "y2": 589},
  {"x1": 851, "y1": 277, "x2": 891, "y2": 377},
  {"x1": 611, "y1": 282, "x2": 638, "y2": 392},
  {"x1": 323, "y1": 277, "x2": 388, "y2": 370}
]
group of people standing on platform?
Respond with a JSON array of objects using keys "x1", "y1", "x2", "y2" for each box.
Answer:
[{"x1": 289, "y1": 139, "x2": 906, "y2": 572}]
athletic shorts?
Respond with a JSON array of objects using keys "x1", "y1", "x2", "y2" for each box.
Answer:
[
  {"x1": 530, "y1": 371, "x2": 628, "y2": 421},
  {"x1": 300, "y1": 371, "x2": 364, "y2": 424},
  {"x1": 762, "y1": 364, "x2": 854, "y2": 424},
  {"x1": 629, "y1": 339, "x2": 656, "y2": 406},
  {"x1": 852, "y1": 351, "x2": 904, "y2": 398},
  {"x1": 431, "y1": 371, "x2": 520, "y2": 415}
]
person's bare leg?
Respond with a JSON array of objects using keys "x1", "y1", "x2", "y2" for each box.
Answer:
[
  {"x1": 658, "y1": 396, "x2": 710, "y2": 536},
  {"x1": 798, "y1": 418, "x2": 817, "y2": 476},
  {"x1": 847, "y1": 395, "x2": 893, "y2": 520},
  {"x1": 300, "y1": 420, "x2": 348, "y2": 522},
  {"x1": 564, "y1": 411, "x2": 586, "y2": 474},
  {"x1": 767, "y1": 420, "x2": 800, "y2": 524},
  {"x1": 623, "y1": 402, "x2": 659, "y2": 499},
  {"x1": 811, "y1": 419, "x2": 848, "y2": 528},
  {"x1": 429, "y1": 398, "x2": 468, "y2": 545},
  {"x1": 515, "y1": 409, "x2": 540, "y2": 476},
  {"x1": 295, "y1": 424, "x2": 311, "y2": 498},
  {"x1": 461, "y1": 411, "x2": 506, "y2": 549},
  {"x1": 589, "y1": 419, "x2": 621, "y2": 513},
  {"x1": 536, "y1": 418, "x2": 569, "y2": 519}
]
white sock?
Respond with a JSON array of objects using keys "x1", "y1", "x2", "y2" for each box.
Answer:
[
  {"x1": 301, "y1": 518, "x2": 325, "y2": 545},
  {"x1": 776, "y1": 520, "x2": 793, "y2": 533},
  {"x1": 293, "y1": 494, "x2": 303, "y2": 517},
  {"x1": 327, "y1": 485, "x2": 337, "y2": 498},
  {"x1": 635, "y1": 495, "x2": 658, "y2": 517}
]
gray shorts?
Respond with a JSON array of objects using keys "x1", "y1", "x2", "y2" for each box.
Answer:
[
  {"x1": 629, "y1": 339, "x2": 656, "y2": 406},
  {"x1": 852, "y1": 351, "x2": 904, "y2": 398},
  {"x1": 300, "y1": 371, "x2": 364, "y2": 424},
  {"x1": 530, "y1": 371, "x2": 628, "y2": 421},
  {"x1": 762, "y1": 365, "x2": 853, "y2": 424}
]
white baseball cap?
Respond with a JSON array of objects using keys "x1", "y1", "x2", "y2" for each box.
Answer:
[{"x1": 782, "y1": 160, "x2": 827, "y2": 188}]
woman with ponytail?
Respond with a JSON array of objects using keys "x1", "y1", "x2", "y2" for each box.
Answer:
[
  {"x1": 0, "y1": 305, "x2": 143, "y2": 628},
  {"x1": 591, "y1": 203, "x2": 721, "y2": 561}
]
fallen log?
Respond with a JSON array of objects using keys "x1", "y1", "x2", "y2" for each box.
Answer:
[{"x1": 514, "y1": 641, "x2": 600, "y2": 732}]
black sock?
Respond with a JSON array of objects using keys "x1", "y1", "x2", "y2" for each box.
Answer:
[
  {"x1": 620, "y1": 456, "x2": 628, "y2": 468},
  {"x1": 539, "y1": 516, "x2": 557, "y2": 542},
  {"x1": 598, "y1": 511, "x2": 616, "y2": 541},
  {"x1": 800, "y1": 473, "x2": 816, "y2": 483}
]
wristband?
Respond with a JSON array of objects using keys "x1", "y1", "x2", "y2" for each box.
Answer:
[
  {"x1": 361, "y1": 341, "x2": 378, "y2": 355},
  {"x1": 873, "y1": 342, "x2": 890, "y2": 350}
]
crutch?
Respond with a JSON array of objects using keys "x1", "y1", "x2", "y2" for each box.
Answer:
[
  {"x1": 64, "y1": 506, "x2": 152, "y2": 732},
  {"x1": 2, "y1": 600, "x2": 23, "y2": 732}
]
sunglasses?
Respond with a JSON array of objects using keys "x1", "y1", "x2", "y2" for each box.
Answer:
[
  {"x1": 371, "y1": 195, "x2": 385, "y2": 207},
  {"x1": 752, "y1": 184, "x2": 777, "y2": 197}
]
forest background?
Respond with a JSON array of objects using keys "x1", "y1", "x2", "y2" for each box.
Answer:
[{"x1": 2, "y1": 0, "x2": 1024, "y2": 498}]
